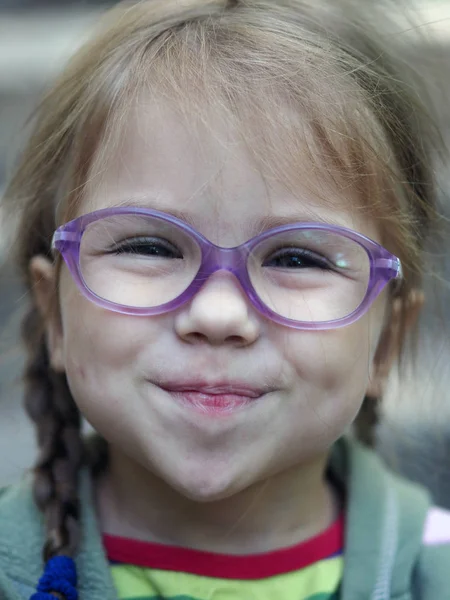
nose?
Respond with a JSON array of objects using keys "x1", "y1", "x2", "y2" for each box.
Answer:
[{"x1": 174, "y1": 271, "x2": 261, "y2": 347}]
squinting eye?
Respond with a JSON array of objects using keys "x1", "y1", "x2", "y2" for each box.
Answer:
[
  {"x1": 111, "y1": 237, "x2": 183, "y2": 258},
  {"x1": 263, "y1": 247, "x2": 334, "y2": 270}
]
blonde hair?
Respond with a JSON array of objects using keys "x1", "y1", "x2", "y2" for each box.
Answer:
[{"x1": 2, "y1": 0, "x2": 440, "y2": 569}]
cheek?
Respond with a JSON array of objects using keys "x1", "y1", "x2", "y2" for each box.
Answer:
[
  {"x1": 280, "y1": 322, "x2": 373, "y2": 387},
  {"x1": 62, "y1": 305, "x2": 133, "y2": 374},
  {"x1": 273, "y1": 320, "x2": 379, "y2": 456},
  {"x1": 274, "y1": 310, "x2": 383, "y2": 432},
  {"x1": 57, "y1": 276, "x2": 162, "y2": 410}
]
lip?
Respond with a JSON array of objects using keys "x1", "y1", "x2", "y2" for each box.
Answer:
[
  {"x1": 158, "y1": 381, "x2": 268, "y2": 415},
  {"x1": 160, "y1": 382, "x2": 264, "y2": 398}
]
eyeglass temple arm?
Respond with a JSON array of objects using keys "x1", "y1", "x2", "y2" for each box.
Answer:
[
  {"x1": 374, "y1": 257, "x2": 403, "y2": 280},
  {"x1": 51, "y1": 230, "x2": 80, "y2": 250}
]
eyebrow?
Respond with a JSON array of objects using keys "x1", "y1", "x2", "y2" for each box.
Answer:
[
  {"x1": 257, "y1": 213, "x2": 329, "y2": 230},
  {"x1": 108, "y1": 197, "x2": 330, "y2": 232},
  {"x1": 108, "y1": 198, "x2": 199, "y2": 228}
]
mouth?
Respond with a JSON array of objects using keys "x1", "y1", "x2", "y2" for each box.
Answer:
[{"x1": 158, "y1": 383, "x2": 267, "y2": 415}]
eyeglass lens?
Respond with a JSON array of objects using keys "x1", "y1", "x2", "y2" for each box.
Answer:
[{"x1": 79, "y1": 214, "x2": 370, "y2": 322}]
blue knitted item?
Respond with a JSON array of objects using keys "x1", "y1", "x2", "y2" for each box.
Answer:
[{"x1": 30, "y1": 555, "x2": 78, "y2": 600}]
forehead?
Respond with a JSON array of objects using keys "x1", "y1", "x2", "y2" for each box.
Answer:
[{"x1": 82, "y1": 94, "x2": 379, "y2": 241}]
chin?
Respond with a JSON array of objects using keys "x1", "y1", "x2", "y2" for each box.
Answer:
[
  {"x1": 159, "y1": 457, "x2": 251, "y2": 503},
  {"x1": 172, "y1": 479, "x2": 244, "y2": 504}
]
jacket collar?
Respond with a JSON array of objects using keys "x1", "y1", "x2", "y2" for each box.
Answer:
[{"x1": 330, "y1": 437, "x2": 429, "y2": 599}]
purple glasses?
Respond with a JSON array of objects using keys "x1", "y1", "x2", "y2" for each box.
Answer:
[{"x1": 51, "y1": 207, "x2": 402, "y2": 330}]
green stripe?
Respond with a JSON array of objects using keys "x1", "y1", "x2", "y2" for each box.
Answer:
[
  {"x1": 123, "y1": 596, "x2": 199, "y2": 600},
  {"x1": 120, "y1": 596, "x2": 339, "y2": 600},
  {"x1": 111, "y1": 556, "x2": 343, "y2": 600}
]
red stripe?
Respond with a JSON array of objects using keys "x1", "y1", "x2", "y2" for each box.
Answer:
[{"x1": 103, "y1": 513, "x2": 344, "y2": 580}]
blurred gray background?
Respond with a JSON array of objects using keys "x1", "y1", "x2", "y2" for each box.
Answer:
[
  {"x1": 0, "y1": 1, "x2": 450, "y2": 502},
  {"x1": 0, "y1": 2, "x2": 114, "y2": 486}
]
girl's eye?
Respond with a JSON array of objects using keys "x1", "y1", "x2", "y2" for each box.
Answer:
[
  {"x1": 263, "y1": 247, "x2": 334, "y2": 270},
  {"x1": 111, "y1": 237, "x2": 183, "y2": 258}
]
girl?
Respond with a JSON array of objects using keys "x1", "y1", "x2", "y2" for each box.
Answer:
[{"x1": 0, "y1": 1, "x2": 449, "y2": 598}]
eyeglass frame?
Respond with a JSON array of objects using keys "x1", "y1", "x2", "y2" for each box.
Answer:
[{"x1": 51, "y1": 206, "x2": 402, "y2": 330}]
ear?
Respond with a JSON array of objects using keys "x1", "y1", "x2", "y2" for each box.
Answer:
[
  {"x1": 29, "y1": 256, "x2": 65, "y2": 373},
  {"x1": 366, "y1": 290, "x2": 424, "y2": 399}
]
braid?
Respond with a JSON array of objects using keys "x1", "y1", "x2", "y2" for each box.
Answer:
[{"x1": 22, "y1": 305, "x2": 84, "y2": 563}]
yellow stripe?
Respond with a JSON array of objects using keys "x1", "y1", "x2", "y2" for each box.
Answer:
[{"x1": 111, "y1": 556, "x2": 343, "y2": 600}]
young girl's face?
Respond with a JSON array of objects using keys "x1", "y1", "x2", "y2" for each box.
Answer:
[{"x1": 48, "y1": 100, "x2": 389, "y2": 501}]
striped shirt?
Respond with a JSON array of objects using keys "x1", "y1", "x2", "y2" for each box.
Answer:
[{"x1": 104, "y1": 513, "x2": 344, "y2": 600}]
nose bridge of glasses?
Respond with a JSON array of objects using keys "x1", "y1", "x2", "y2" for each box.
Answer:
[
  {"x1": 195, "y1": 244, "x2": 251, "y2": 299},
  {"x1": 204, "y1": 244, "x2": 249, "y2": 278}
]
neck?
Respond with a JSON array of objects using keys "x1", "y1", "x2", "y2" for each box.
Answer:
[{"x1": 95, "y1": 445, "x2": 339, "y2": 555}]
